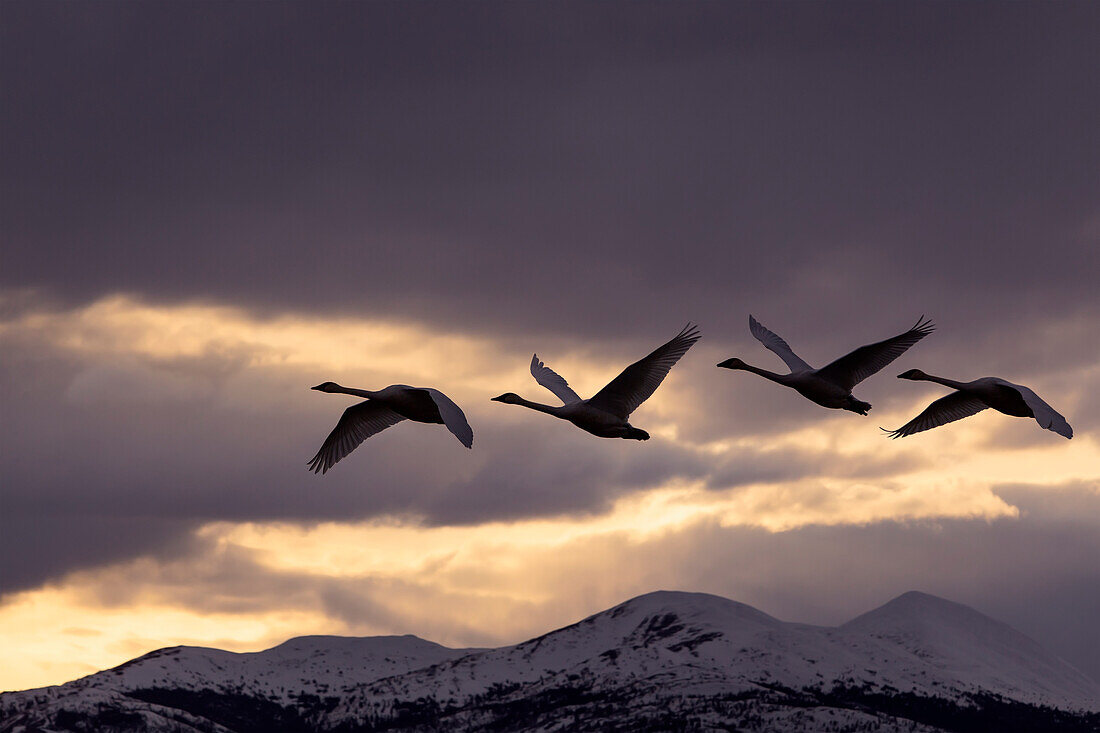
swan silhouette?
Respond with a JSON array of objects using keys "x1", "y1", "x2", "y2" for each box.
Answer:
[
  {"x1": 884, "y1": 370, "x2": 1073, "y2": 439},
  {"x1": 491, "y1": 324, "x2": 701, "y2": 440},
  {"x1": 718, "y1": 315, "x2": 934, "y2": 415},
  {"x1": 308, "y1": 383, "x2": 473, "y2": 473}
]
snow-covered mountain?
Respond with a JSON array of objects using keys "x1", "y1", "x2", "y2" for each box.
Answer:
[{"x1": 2, "y1": 590, "x2": 1098, "y2": 732}]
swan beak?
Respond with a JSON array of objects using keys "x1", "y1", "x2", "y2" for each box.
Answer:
[
  {"x1": 490, "y1": 395, "x2": 505, "y2": 402},
  {"x1": 716, "y1": 359, "x2": 735, "y2": 369},
  {"x1": 310, "y1": 384, "x2": 326, "y2": 391}
]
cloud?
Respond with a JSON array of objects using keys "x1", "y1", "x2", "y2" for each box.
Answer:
[
  {"x1": 2, "y1": 4, "x2": 1099, "y2": 340},
  {"x1": 1, "y1": 294, "x2": 1091, "y2": 596},
  {"x1": 0, "y1": 515, "x2": 200, "y2": 596},
  {"x1": 2, "y1": 482, "x2": 1097, "y2": 692},
  {"x1": 2, "y1": 0, "x2": 1099, "y2": 695}
]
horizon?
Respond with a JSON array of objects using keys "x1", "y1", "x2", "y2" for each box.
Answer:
[
  {"x1": 8, "y1": 587, "x2": 1072, "y2": 689},
  {"x1": 2, "y1": 0, "x2": 1099, "y2": 696},
  {"x1": 94, "y1": 588, "x2": 968, "y2": 649}
]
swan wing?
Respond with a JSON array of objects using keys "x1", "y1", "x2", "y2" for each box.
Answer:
[
  {"x1": 991, "y1": 379, "x2": 1073, "y2": 439},
  {"x1": 530, "y1": 354, "x2": 582, "y2": 404},
  {"x1": 817, "y1": 316, "x2": 935, "y2": 390},
  {"x1": 422, "y1": 388, "x2": 475, "y2": 448},
  {"x1": 308, "y1": 402, "x2": 406, "y2": 474},
  {"x1": 883, "y1": 391, "x2": 988, "y2": 438},
  {"x1": 749, "y1": 315, "x2": 812, "y2": 373},
  {"x1": 587, "y1": 323, "x2": 701, "y2": 419}
]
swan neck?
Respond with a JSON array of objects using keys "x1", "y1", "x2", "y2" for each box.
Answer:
[
  {"x1": 515, "y1": 397, "x2": 564, "y2": 416},
  {"x1": 333, "y1": 385, "x2": 377, "y2": 399},
  {"x1": 741, "y1": 363, "x2": 790, "y2": 384},
  {"x1": 920, "y1": 374, "x2": 968, "y2": 390}
]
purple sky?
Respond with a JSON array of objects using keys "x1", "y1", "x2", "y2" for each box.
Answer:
[{"x1": 2, "y1": 1, "x2": 1099, "y2": 688}]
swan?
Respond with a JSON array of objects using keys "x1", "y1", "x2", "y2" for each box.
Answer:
[
  {"x1": 308, "y1": 383, "x2": 473, "y2": 473},
  {"x1": 717, "y1": 315, "x2": 934, "y2": 415},
  {"x1": 884, "y1": 370, "x2": 1073, "y2": 439},
  {"x1": 491, "y1": 324, "x2": 701, "y2": 440}
]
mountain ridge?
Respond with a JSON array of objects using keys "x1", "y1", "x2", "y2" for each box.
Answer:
[{"x1": 3, "y1": 589, "x2": 1098, "y2": 732}]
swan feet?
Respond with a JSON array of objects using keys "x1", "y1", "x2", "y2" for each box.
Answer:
[
  {"x1": 845, "y1": 398, "x2": 872, "y2": 416},
  {"x1": 623, "y1": 427, "x2": 650, "y2": 440}
]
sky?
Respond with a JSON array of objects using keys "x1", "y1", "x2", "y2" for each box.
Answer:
[{"x1": 2, "y1": 1, "x2": 1099, "y2": 691}]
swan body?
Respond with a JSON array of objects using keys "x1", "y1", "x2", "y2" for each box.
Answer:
[
  {"x1": 308, "y1": 382, "x2": 473, "y2": 474},
  {"x1": 718, "y1": 315, "x2": 935, "y2": 415},
  {"x1": 491, "y1": 324, "x2": 701, "y2": 440},
  {"x1": 885, "y1": 370, "x2": 1073, "y2": 439}
]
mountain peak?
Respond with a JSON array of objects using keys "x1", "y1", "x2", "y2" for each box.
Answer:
[
  {"x1": 266, "y1": 633, "x2": 450, "y2": 655},
  {"x1": 839, "y1": 590, "x2": 1100, "y2": 709},
  {"x1": 842, "y1": 590, "x2": 1012, "y2": 634},
  {"x1": 892, "y1": 589, "x2": 945, "y2": 603},
  {"x1": 603, "y1": 589, "x2": 782, "y2": 626},
  {"x1": 887, "y1": 590, "x2": 968, "y2": 610}
]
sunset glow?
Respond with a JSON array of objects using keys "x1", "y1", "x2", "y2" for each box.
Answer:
[
  {"x1": 1, "y1": 295, "x2": 1094, "y2": 690},
  {"x1": 3, "y1": 5, "x2": 1098, "y2": 716}
]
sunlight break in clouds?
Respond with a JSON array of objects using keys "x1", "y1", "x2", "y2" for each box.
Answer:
[
  {"x1": 0, "y1": 585, "x2": 334, "y2": 692},
  {"x1": 0, "y1": 485, "x2": 1013, "y2": 692},
  {"x1": 0, "y1": 293, "x2": 502, "y2": 390},
  {"x1": 1, "y1": 293, "x2": 1096, "y2": 691}
]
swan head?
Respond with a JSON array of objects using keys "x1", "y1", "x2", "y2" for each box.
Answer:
[
  {"x1": 716, "y1": 357, "x2": 746, "y2": 370},
  {"x1": 311, "y1": 381, "x2": 342, "y2": 393},
  {"x1": 491, "y1": 392, "x2": 523, "y2": 404},
  {"x1": 896, "y1": 369, "x2": 927, "y2": 381}
]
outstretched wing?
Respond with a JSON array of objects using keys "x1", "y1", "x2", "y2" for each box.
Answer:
[
  {"x1": 422, "y1": 388, "x2": 475, "y2": 448},
  {"x1": 587, "y1": 324, "x2": 701, "y2": 419},
  {"x1": 817, "y1": 316, "x2": 935, "y2": 391},
  {"x1": 749, "y1": 315, "x2": 812, "y2": 373},
  {"x1": 883, "y1": 392, "x2": 988, "y2": 439},
  {"x1": 308, "y1": 402, "x2": 406, "y2": 474},
  {"x1": 992, "y1": 379, "x2": 1073, "y2": 439},
  {"x1": 530, "y1": 354, "x2": 582, "y2": 405}
]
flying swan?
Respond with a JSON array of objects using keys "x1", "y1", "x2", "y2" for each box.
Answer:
[
  {"x1": 308, "y1": 383, "x2": 473, "y2": 473},
  {"x1": 717, "y1": 315, "x2": 934, "y2": 414},
  {"x1": 490, "y1": 324, "x2": 701, "y2": 440},
  {"x1": 884, "y1": 370, "x2": 1073, "y2": 439}
]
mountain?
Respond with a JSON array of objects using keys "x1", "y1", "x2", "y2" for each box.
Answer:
[{"x1": 2, "y1": 590, "x2": 1098, "y2": 732}]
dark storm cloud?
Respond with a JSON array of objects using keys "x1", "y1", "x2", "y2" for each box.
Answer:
[
  {"x1": 0, "y1": 515, "x2": 200, "y2": 595},
  {"x1": 3, "y1": 1, "x2": 1099, "y2": 342}
]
